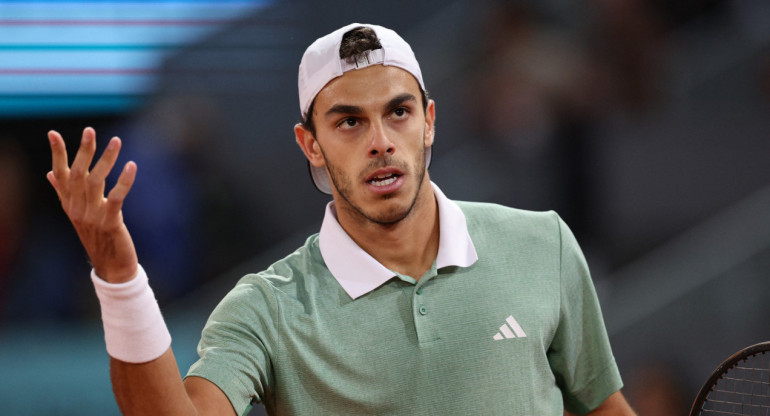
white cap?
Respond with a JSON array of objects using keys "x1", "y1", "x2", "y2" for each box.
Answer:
[
  {"x1": 298, "y1": 23, "x2": 425, "y2": 118},
  {"x1": 297, "y1": 23, "x2": 430, "y2": 195}
]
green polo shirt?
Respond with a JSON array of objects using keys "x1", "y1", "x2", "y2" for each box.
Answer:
[{"x1": 186, "y1": 185, "x2": 622, "y2": 415}]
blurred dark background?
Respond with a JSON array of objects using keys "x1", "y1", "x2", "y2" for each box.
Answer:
[{"x1": 2, "y1": 0, "x2": 769, "y2": 414}]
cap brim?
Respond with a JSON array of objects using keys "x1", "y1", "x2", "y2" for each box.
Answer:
[{"x1": 309, "y1": 162, "x2": 333, "y2": 195}]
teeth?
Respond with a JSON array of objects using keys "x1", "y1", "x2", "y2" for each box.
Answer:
[{"x1": 370, "y1": 174, "x2": 397, "y2": 186}]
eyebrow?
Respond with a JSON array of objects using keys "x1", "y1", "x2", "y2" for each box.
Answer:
[
  {"x1": 324, "y1": 93, "x2": 417, "y2": 119},
  {"x1": 325, "y1": 104, "x2": 363, "y2": 118},
  {"x1": 385, "y1": 93, "x2": 417, "y2": 110}
]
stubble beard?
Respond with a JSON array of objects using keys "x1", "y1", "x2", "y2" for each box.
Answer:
[{"x1": 324, "y1": 145, "x2": 427, "y2": 226}]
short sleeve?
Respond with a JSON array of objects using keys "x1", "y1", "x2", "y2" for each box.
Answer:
[
  {"x1": 185, "y1": 276, "x2": 277, "y2": 416},
  {"x1": 547, "y1": 215, "x2": 623, "y2": 414}
]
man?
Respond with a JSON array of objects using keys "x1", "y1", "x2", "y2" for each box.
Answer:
[{"x1": 47, "y1": 23, "x2": 635, "y2": 415}]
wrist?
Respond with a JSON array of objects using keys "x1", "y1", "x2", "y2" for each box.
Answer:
[
  {"x1": 91, "y1": 264, "x2": 172, "y2": 363},
  {"x1": 93, "y1": 262, "x2": 139, "y2": 284}
]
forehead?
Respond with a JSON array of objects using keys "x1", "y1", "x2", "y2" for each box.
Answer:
[{"x1": 313, "y1": 65, "x2": 421, "y2": 111}]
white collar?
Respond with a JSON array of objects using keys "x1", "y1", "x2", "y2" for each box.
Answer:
[{"x1": 319, "y1": 182, "x2": 478, "y2": 299}]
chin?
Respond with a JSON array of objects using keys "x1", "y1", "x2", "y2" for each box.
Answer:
[
  {"x1": 364, "y1": 194, "x2": 418, "y2": 225},
  {"x1": 365, "y1": 208, "x2": 411, "y2": 226}
]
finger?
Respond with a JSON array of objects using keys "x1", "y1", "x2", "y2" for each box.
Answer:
[
  {"x1": 46, "y1": 171, "x2": 59, "y2": 193},
  {"x1": 48, "y1": 130, "x2": 70, "y2": 196},
  {"x1": 46, "y1": 170, "x2": 66, "y2": 204},
  {"x1": 70, "y1": 127, "x2": 97, "y2": 179},
  {"x1": 87, "y1": 136, "x2": 122, "y2": 204},
  {"x1": 69, "y1": 127, "x2": 98, "y2": 218},
  {"x1": 104, "y1": 161, "x2": 137, "y2": 224}
]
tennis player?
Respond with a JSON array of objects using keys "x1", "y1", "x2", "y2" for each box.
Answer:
[{"x1": 47, "y1": 23, "x2": 635, "y2": 415}]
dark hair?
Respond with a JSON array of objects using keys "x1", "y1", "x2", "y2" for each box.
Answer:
[
  {"x1": 339, "y1": 26, "x2": 382, "y2": 62},
  {"x1": 301, "y1": 26, "x2": 429, "y2": 136}
]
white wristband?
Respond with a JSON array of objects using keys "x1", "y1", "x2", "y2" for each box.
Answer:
[{"x1": 91, "y1": 265, "x2": 172, "y2": 363}]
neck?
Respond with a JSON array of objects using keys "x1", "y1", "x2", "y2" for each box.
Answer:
[{"x1": 336, "y1": 179, "x2": 439, "y2": 280}]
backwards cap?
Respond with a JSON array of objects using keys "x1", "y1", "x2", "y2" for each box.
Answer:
[
  {"x1": 297, "y1": 23, "x2": 430, "y2": 194},
  {"x1": 298, "y1": 22, "x2": 426, "y2": 118}
]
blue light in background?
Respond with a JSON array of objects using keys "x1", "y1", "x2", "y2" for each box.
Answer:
[{"x1": 0, "y1": 0, "x2": 272, "y2": 118}]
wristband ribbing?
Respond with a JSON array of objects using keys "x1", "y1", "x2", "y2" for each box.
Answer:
[{"x1": 91, "y1": 265, "x2": 172, "y2": 363}]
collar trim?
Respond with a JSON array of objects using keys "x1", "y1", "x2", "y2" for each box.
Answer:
[{"x1": 319, "y1": 182, "x2": 478, "y2": 299}]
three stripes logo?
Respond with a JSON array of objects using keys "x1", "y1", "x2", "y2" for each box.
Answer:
[{"x1": 493, "y1": 315, "x2": 527, "y2": 340}]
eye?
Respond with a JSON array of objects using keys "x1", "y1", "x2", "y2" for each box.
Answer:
[
  {"x1": 337, "y1": 117, "x2": 359, "y2": 130},
  {"x1": 391, "y1": 107, "x2": 409, "y2": 120}
]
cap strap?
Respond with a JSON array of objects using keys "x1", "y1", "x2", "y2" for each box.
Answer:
[{"x1": 340, "y1": 48, "x2": 386, "y2": 72}]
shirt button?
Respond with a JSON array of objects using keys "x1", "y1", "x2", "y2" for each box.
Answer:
[
  {"x1": 419, "y1": 305, "x2": 428, "y2": 315},
  {"x1": 416, "y1": 287, "x2": 423, "y2": 295}
]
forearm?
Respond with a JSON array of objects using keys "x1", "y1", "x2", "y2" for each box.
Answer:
[
  {"x1": 97, "y1": 268, "x2": 235, "y2": 415},
  {"x1": 96, "y1": 268, "x2": 196, "y2": 414},
  {"x1": 578, "y1": 391, "x2": 636, "y2": 416},
  {"x1": 100, "y1": 274, "x2": 234, "y2": 415},
  {"x1": 111, "y1": 348, "x2": 198, "y2": 415}
]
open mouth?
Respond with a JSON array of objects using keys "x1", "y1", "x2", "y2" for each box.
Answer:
[{"x1": 367, "y1": 173, "x2": 400, "y2": 187}]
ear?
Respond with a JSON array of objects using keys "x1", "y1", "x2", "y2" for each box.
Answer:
[
  {"x1": 423, "y1": 99, "x2": 436, "y2": 148},
  {"x1": 294, "y1": 123, "x2": 326, "y2": 168}
]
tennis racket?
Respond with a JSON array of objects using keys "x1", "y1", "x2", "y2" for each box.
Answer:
[{"x1": 689, "y1": 341, "x2": 770, "y2": 416}]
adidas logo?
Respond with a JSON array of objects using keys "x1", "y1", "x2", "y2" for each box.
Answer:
[{"x1": 493, "y1": 315, "x2": 527, "y2": 340}]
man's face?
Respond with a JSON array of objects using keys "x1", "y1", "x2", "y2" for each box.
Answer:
[{"x1": 306, "y1": 65, "x2": 435, "y2": 225}]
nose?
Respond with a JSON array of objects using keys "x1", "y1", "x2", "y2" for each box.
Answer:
[{"x1": 367, "y1": 122, "x2": 395, "y2": 157}]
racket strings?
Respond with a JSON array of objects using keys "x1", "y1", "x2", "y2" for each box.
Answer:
[{"x1": 700, "y1": 351, "x2": 770, "y2": 416}]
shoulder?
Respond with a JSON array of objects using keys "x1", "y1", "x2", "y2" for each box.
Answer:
[
  {"x1": 455, "y1": 200, "x2": 561, "y2": 240},
  {"x1": 216, "y1": 234, "x2": 326, "y2": 312}
]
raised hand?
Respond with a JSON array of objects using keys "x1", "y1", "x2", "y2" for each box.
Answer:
[{"x1": 47, "y1": 127, "x2": 139, "y2": 283}]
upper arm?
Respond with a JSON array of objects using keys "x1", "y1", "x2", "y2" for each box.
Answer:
[
  {"x1": 185, "y1": 376, "x2": 238, "y2": 416},
  {"x1": 186, "y1": 278, "x2": 278, "y2": 414},
  {"x1": 549, "y1": 215, "x2": 624, "y2": 412}
]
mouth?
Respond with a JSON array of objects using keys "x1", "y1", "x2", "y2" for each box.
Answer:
[
  {"x1": 367, "y1": 172, "x2": 400, "y2": 187},
  {"x1": 365, "y1": 168, "x2": 404, "y2": 191}
]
